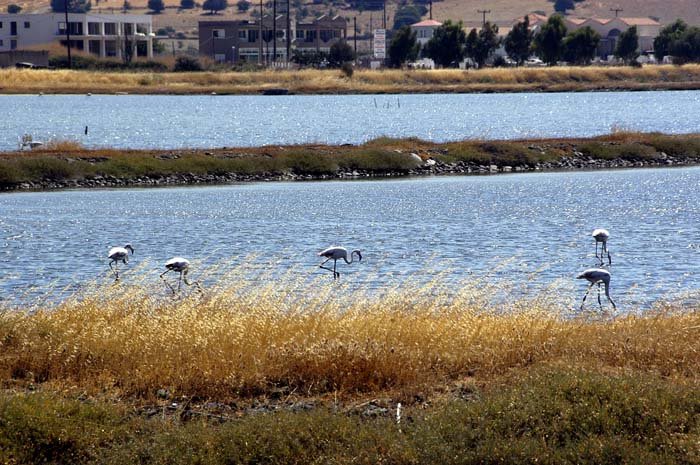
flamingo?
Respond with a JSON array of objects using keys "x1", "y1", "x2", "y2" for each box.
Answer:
[
  {"x1": 577, "y1": 268, "x2": 616, "y2": 311},
  {"x1": 160, "y1": 257, "x2": 200, "y2": 294},
  {"x1": 108, "y1": 244, "x2": 134, "y2": 280},
  {"x1": 592, "y1": 228, "x2": 612, "y2": 266},
  {"x1": 318, "y1": 246, "x2": 362, "y2": 279}
]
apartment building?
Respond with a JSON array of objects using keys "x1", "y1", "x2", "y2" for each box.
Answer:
[
  {"x1": 0, "y1": 13, "x2": 154, "y2": 59},
  {"x1": 199, "y1": 14, "x2": 347, "y2": 63},
  {"x1": 199, "y1": 15, "x2": 289, "y2": 63}
]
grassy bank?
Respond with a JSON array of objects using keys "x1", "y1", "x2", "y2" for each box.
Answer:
[
  {"x1": 2, "y1": 132, "x2": 700, "y2": 190},
  {"x1": 0, "y1": 276, "x2": 699, "y2": 463},
  {"x1": 3, "y1": 64, "x2": 700, "y2": 95}
]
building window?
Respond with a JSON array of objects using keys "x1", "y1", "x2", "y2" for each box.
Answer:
[
  {"x1": 296, "y1": 30, "x2": 303, "y2": 39},
  {"x1": 24, "y1": 21, "x2": 30, "y2": 28},
  {"x1": 214, "y1": 53, "x2": 226, "y2": 62},
  {"x1": 123, "y1": 23, "x2": 133, "y2": 35},
  {"x1": 105, "y1": 40, "x2": 117, "y2": 56},
  {"x1": 247, "y1": 29, "x2": 258, "y2": 42},
  {"x1": 10, "y1": 39, "x2": 17, "y2": 49},
  {"x1": 58, "y1": 22, "x2": 83, "y2": 35},
  {"x1": 212, "y1": 29, "x2": 225, "y2": 38},
  {"x1": 0, "y1": 22, "x2": 3, "y2": 29},
  {"x1": 88, "y1": 22, "x2": 101, "y2": 35},
  {"x1": 88, "y1": 40, "x2": 100, "y2": 54},
  {"x1": 0, "y1": 40, "x2": 3, "y2": 46},
  {"x1": 104, "y1": 22, "x2": 117, "y2": 35},
  {"x1": 238, "y1": 30, "x2": 247, "y2": 39}
]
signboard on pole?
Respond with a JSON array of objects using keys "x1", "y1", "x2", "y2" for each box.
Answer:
[{"x1": 373, "y1": 28, "x2": 386, "y2": 59}]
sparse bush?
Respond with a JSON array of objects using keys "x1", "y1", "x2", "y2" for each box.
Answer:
[
  {"x1": 6, "y1": 4, "x2": 21, "y2": 13},
  {"x1": 340, "y1": 61, "x2": 354, "y2": 78},
  {"x1": 173, "y1": 56, "x2": 203, "y2": 71}
]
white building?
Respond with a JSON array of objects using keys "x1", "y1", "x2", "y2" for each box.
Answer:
[
  {"x1": 0, "y1": 13, "x2": 154, "y2": 59},
  {"x1": 410, "y1": 19, "x2": 442, "y2": 46}
]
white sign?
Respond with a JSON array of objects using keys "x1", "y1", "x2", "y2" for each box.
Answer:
[{"x1": 374, "y1": 28, "x2": 386, "y2": 59}]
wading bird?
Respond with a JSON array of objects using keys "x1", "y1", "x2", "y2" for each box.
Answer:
[
  {"x1": 577, "y1": 268, "x2": 616, "y2": 311},
  {"x1": 160, "y1": 257, "x2": 200, "y2": 294},
  {"x1": 318, "y1": 246, "x2": 362, "y2": 279},
  {"x1": 592, "y1": 228, "x2": 612, "y2": 266},
  {"x1": 108, "y1": 244, "x2": 134, "y2": 280}
]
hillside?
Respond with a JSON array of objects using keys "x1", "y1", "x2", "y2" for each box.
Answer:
[{"x1": 1, "y1": 0, "x2": 697, "y2": 47}]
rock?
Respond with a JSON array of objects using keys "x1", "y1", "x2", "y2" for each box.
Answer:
[
  {"x1": 489, "y1": 165, "x2": 498, "y2": 172},
  {"x1": 424, "y1": 158, "x2": 437, "y2": 167},
  {"x1": 156, "y1": 388, "x2": 170, "y2": 399},
  {"x1": 502, "y1": 166, "x2": 512, "y2": 172}
]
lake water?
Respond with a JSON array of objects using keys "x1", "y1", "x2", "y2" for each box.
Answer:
[
  {"x1": 1, "y1": 167, "x2": 699, "y2": 309},
  {"x1": 2, "y1": 90, "x2": 700, "y2": 151}
]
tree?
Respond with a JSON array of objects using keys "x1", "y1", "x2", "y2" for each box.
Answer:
[
  {"x1": 614, "y1": 26, "x2": 639, "y2": 64},
  {"x1": 669, "y1": 26, "x2": 700, "y2": 64},
  {"x1": 424, "y1": 20, "x2": 467, "y2": 68},
  {"x1": 236, "y1": 0, "x2": 250, "y2": 12},
  {"x1": 148, "y1": 0, "x2": 164, "y2": 13},
  {"x1": 653, "y1": 19, "x2": 687, "y2": 60},
  {"x1": 391, "y1": 4, "x2": 426, "y2": 30},
  {"x1": 180, "y1": 0, "x2": 195, "y2": 8},
  {"x1": 388, "y1": 25, "x2": 419, "y2": 68},
  {"x1": 50, "y1": 0, "x2": 91, "y2": 13},
  {"x1": 553, "y1": 0, "x2": 575, "y2": 14},
  {"x1": 533, "y1": 14, "x2": 567, "y2": 65},
  {"x1": 563, "y1": 26, "x2": 600, "y2": 65},
  {"x1": 7, "y1": 4, "x2": 22, "y2": 13},
  {"x1": 469, "y1": 21, "x2": 500, "y2": 68},
  {"x1": 202, "y1": 0, "x2": 227, "y2": 14},
  {"x1": 328, "y1": 40, "x2": 354, "y2": 68},
  {"x1": 505, "y1": 16, "x2": 533, "y2": 65}
]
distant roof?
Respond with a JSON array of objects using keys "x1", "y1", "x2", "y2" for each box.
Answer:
[
  {"x1": 411, "y1": 19, "x2": 443, "y2": 27},
  {"x1": 619, "y1": 17, "x2": 661, "y2": 26}
]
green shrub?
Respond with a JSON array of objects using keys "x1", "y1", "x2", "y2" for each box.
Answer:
[{"x1": 173, "y1": 56, "x2": 203, "y2": 72}]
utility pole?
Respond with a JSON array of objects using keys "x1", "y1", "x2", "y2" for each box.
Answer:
[
  {"x1": 353, "y1": 16, "x2": 357, "y2": 58},
  {"x1": 610, "y1": 7, "x2": 623, "y2": 17},
  {"x1": 429, "y1": 0, "x2": 432, "y2": 20},
  {"x1": 370, "y1": 13, "x2": 373, "y2": 55},
  {"x1": 477, "y1": 9, "x2": 490, "y2": 26},
  {"x1": 64, "y1": 0, "x2": 71, "y2": 68},
  {"x1": 286, "y1": 0, "x2": 290, "y2": 67},
  {"x1": 259, "y1": 0, "x2": 263, "y2": 65},
  {"x1": 273, "y1": 0, "x2": 277, "y2": 66},
  {"x1": 383, "y1": 0, "x2": 386, "y2": 29}
]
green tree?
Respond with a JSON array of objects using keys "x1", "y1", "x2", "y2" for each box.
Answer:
[
  {"x1": 563, "y1": 26, "x2": 600, "y2": 65},
  {"x1": 614, "y1": 26, "x2": 639, "y2": 64},
  {"x1": 554, "y1": 0, "x2": 574, "y2": 14},
  {"x1": 424, "y1": 20, "x2": 467, "y2": 68},
  {"x1": 653, "y1": 19, "x2": 687, "y2": 60},
  {"x1": 533, "y1": 14, "x2": 567, "y2": 65},
  {"x1": 391, "y1": 4, "x2": 426, "y2": 30},
  {"x1": 148, "y1": 0, "x2": 164, "y2": 13},
  {"x1": 388, "y1": 26, "x2": 419, "y2": 68},
  {"x1": 328, "y1": 40, "x2": 355, "y2": 68},
  {"x1": 7, "y1": 4, "x2": 22, "y2": 13},
  {"x1": 669, "y1": 26, "x2": 700, "y2": 64},
  {"x1": 202, "y1": 0, "x2": 227, "y2": 14},
  {"x1": 237, "y1": 0, "x2": 250, "y2": 12},
  {"x1": 180, "y1": 0, "x2": 195, "y2": 8},
  {"x1": 469, "y1": 21, "x2": 500, "y2": 68},
  {"x1": 505, "y1": 16, "x2": 533, "y2": 65},
  {"x1": 50, "y1": 0, "x2": 91, "y2": 13}
]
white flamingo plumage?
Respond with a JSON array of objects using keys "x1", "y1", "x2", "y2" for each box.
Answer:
[
  {"x1": 577, "y1": 268, "x2": 616, "y2": 311},
  {"x1": 318, "y1": 246, "x2": 362, "y2": 279},
  {"x1": 108, "y1": 244, "x2": 134, "y2": 280},
  {"x1": 160, "y1": 257, "x2": 200, "y2": 294},
  {"x1": 592, "y1": 228, "x2": 612, "y2": 266}
]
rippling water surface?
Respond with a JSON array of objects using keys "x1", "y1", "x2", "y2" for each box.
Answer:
[
  {"x1": 2, "y1": 90, "x2": 700, "y2": 150},
  {"x1": 1, "y1": 167, "x2": 699, "y2": 308}
]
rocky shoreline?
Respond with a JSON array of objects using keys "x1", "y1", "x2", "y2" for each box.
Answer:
[{"x1": 6, "y1": 150, "x2": 699, "y2": 192}]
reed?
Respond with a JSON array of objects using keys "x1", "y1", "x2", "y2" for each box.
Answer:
[
  {"x1": 3, "y1": 64, "x2": 700, "y2": 94},
  {"x1": 1, "y1": 268, "x2": 698, "y2": 400}
]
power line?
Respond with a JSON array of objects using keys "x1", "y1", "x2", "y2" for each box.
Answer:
[{"x1": 477, "y1": 9, "x2": 490, "y2": 26}]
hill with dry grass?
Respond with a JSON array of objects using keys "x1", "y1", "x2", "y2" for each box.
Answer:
[{"x1": 1, "y1": 0, "x2": 698, "y2": 42}]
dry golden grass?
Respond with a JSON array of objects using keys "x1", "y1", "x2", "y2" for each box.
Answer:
[
  {"x1": 1, "y1": 268, "x2": 698, "y2": 401},
  {"x1": 3, "y1": 64, "x2": 700, "y2": 95}
]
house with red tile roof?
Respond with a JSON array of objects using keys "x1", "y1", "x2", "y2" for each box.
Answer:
[{"x1": 410, "y1": 19, "x2": 442, "y2": 46}]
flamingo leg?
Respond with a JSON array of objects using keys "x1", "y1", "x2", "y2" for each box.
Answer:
[
  {"x1": 334, "y1": 259, "x2": 339, "y2": 279},
  {"x1": 110, "y1": 260, "x2": 120, "y2": 281},
  {"x1": 597, "y1": 282, "x2": 603, "y2": 310},
  {"x1": 319, "y1": 257, "x2": 337, "y2": 278},
  {"x1": 580, "y1": 283, "x2": 594, "y2": 311},
  {"x1": 160, "y1": 269, "x2": 176, "y2": 294},
  {"x1": 183, "y1": 275, "x2": 203, "y2": 293},
  {"x1": 178, "y1": 272, "x2": 183, "y2": 291}
]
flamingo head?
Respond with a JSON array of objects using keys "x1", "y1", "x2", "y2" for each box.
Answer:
[
  {"x1": 125, "y1": 244, "x2": 134, "y2": 255},
  {"x1": 353, "y1": 250, "x2": 362, "y2": 262}
]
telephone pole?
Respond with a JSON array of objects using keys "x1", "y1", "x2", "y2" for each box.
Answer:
[
  {"x1": 477, "y1": 9, "x2": 490, "y2": 26},
  {"x1": 286, "y1": 0, "x2": 290, "y2": 67},
  {"x1": 64, "y1": 0, "x2": 71, "y2": 68},
  {"x1": 429, "y1": 0, "x2": 432, "y2": 20},
  {"x1": 353, "y1": 16, "x2": 357, "y2": 58},
  {"x1": 259, "y1": 0, "x2": 263, "y2": 64},
  {"x1": 272, "y1": 0, "x2": 277, "y2": 65},
  {"x1": 382, "y1": 0, "x2": 386, "y2": 29},
  {"x1": 610, "y1": 7, "x2": 623, "y2": 17}
]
